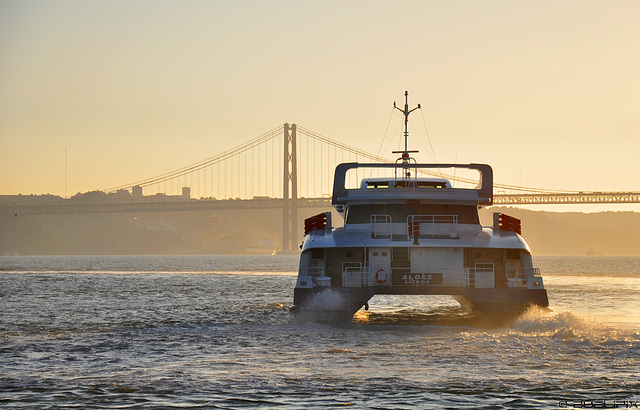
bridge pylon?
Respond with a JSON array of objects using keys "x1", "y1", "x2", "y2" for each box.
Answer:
[{"x1": 282, "y1": 123, "x2": 298, "y2": 251}]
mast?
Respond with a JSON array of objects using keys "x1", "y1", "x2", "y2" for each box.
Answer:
[{"x1": 393, "y1": 91, "x2": 421, "y2": 177}]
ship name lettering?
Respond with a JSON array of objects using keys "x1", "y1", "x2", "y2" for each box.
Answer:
[{"x1": 401, "y1": 274, "x2": 433, "y2": 285}]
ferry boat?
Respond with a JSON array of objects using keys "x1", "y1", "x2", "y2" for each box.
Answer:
[{"x1": 293, "y1": 92, "x2": 549, "y2": 321}]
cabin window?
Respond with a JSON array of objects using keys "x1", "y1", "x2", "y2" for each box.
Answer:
[
  {"x1": 345, "y1": 250, "x2": 354, "y2": 258},
  {"x1": 311, "y1": 248, "x2": 324, "y2": 259},
  {"x1": 345, "y1": 204, "x2": 479, "y2": 224}
]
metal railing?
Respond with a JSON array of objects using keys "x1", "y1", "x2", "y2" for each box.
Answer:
[
  {"x1": 340, "y1": 263, "x2": 502, "y2": 289},
  {"x1": 407, "y1": 215, "x2": 458, "y2": 238},
  {"x1": 466, "y1": 263, "x2": 494, "y2": 288},
  {"x1": 517, "y1": 267, "x2": 541, "y2": 278},
  {"x1": 370, "y1": 214, "x2": 392, "y2": 238},
  {"x1": 299, "y1": 267, "x2": 327, "y2": 286},
  {"x1": 342, "y1": 267, "x2": 372, "y2": 287},
  {"x1": 300, "y1": 266, "x2": 325, "y2": 277}
]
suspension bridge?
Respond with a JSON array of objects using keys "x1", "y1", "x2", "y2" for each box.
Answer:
[{"x1": 3, "y1": 123, "x2": 640, "y2": 250}]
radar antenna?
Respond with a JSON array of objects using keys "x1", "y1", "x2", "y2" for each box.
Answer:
[{"x1": 393, "y1": 91, "x2": 421, "y2": 178}]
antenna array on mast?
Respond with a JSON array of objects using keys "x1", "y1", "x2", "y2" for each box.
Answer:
[
  {"x1": 392, "y1": 91, "x2": 421, "y2": 163},
  {"x1": 392, "y1": 91, "x2": 421, "y2": 178}
]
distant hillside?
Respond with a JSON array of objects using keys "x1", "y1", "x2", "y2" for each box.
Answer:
[
  {"x1": 481, "y1": 207, "x2": 640, "y2": 255},
  {"x1": 2, "y1": 203, "x2": 639, "y2": 255}
]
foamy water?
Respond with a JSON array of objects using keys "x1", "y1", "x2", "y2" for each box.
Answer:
[{"x1": 1, "y1": 255, "x2": 638, "y2": 408}]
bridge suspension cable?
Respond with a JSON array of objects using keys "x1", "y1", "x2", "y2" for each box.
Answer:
[
  {"x1": 104, "y1": 125, "x2": 283, "y2": 195},
  {"x1": 100, "y1": 122, "x2": 607, "y2": 201},
  {"x1": 296, "y1": 126, "x2": 392, "y2": 163}
]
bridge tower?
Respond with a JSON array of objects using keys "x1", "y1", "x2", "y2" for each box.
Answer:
[{"x1": 282, "y1": 123, "x2": 298, "y2": 251}]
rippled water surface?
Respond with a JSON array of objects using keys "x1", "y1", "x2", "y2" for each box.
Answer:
[{"x1": 1, "y1": 255, "x2": 639, "y2": 408}]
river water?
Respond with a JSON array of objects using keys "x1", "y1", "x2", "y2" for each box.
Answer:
[{"x1": 1, "y1": 255, "x2": 638, "y2": 409}]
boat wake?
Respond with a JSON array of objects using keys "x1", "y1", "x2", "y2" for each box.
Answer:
[
  {"x1": 511, "y1": 306, "x2": 640, "y2": 343},
  {"x1": 347, "y1": 304, "x2": 639, "y2": 344},
  {"x1": 352, "y1": 306, "x2": 478, "y2": 327},
  {"x1": 292, "y1": 289, "x2": 355, "y2": 324}
]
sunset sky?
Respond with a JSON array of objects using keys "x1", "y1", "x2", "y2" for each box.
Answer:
[{"x1": 1, "y1": 1, "x2": 639, "y2": 211}]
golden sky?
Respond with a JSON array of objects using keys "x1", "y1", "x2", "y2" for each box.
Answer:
[{"x1": 1, "y1": 1, "x2": 639, "y2": 211}]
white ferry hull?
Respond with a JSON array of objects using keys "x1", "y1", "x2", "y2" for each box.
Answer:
[
  {"x1": 293, "y1": 214, "x2": 549, "y2": 321},
  {"x1": 293, "y1": 280, "x2": 549, "y2": 320}
]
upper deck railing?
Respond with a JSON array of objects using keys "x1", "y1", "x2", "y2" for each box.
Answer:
[{"x1": 331, "y1": 163, "x2": 494, "y2": 208}]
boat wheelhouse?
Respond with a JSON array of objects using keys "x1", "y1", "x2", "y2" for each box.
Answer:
[{"x1": 293, "y1": 92, "x2": 549, "y2": 321}]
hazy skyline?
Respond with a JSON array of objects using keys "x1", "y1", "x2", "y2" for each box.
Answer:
[{"x1": 1, "y1": 1, "x2": 639, "y2": 212}]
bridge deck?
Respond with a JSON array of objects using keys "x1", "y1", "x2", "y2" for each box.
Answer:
[{"x1": 2, "y1": 192, "x2": 640, "y2": 215}]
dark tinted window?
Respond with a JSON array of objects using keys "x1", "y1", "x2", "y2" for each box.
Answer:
[{"x1": 346, "y1": 204, "x2": 479, "y2": 224}]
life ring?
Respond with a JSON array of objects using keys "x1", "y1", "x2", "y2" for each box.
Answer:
[{"x1": 375, "y1": 269, "x2": 387, "y2": 284}]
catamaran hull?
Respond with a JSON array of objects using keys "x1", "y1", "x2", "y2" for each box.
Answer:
[
  {"x1": 454, "y1": 288, "x2": 549, "y2": 312},
  {"x1": 293, "y1": 286, "x2": 548, "y2": 321},
  {"x1": 293, "y1": 287, "x2": 375, "y2": 322}
]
